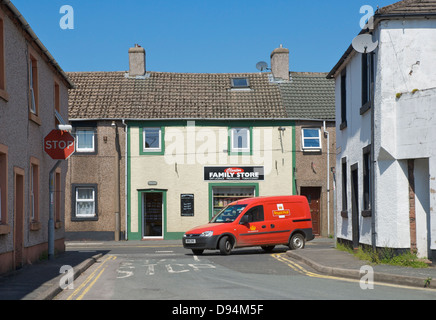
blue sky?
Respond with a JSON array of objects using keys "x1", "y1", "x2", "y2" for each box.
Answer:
[{"x1": 12, "y1": 0, "x2": 395, "y2": 73}]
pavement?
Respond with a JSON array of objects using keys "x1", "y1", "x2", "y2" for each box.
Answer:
[{"x1": 0, "y1": 237, "x2": 435, "y2": 300}]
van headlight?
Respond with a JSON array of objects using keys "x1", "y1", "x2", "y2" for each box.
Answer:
[{"x1": 200, "y1": 231, "x2": 213, "y2": 237}]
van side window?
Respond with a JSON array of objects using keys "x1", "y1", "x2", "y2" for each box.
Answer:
[{"x1": 243, "y1": 205, "x2": 264, "y2": 222}]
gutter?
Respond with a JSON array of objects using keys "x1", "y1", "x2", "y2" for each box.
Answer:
[
  {"x1": 69, "y1": 117, "x2": 336, "y2": 122},
  {"x1": 2, "y1": 0, "x2": 75, "y2": 89}
]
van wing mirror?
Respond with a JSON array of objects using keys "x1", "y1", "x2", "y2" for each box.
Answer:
[{"x1": 239, "y1": 215, "x2": 249, "y2": 224}]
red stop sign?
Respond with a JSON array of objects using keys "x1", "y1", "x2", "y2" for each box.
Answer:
[{"x1": 44, "y1": 130, "x2": 75, "y2": 160}]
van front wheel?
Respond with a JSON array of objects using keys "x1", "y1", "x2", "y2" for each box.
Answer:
[
  {"x1": 289, "y1": 233, "x2": 305, "y2": 250},
  {"x1": 219, "y1": 236, "x2": 233, "y2": 255}
]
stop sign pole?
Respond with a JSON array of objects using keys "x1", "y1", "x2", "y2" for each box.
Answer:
[{"x1": 44, "y1": 129, "x2": 75, "y2": 260}]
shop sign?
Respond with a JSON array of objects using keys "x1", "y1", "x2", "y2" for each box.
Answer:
[
  {"x1": 204, "y1": 166, "x2": 264, "y2": 181},
  {"x1": 181, "y1": 194, "x2": 194, "y2": 216}
]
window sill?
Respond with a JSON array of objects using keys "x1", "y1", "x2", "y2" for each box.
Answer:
[
  {"x1": 29, "y1": 112, "x2": 42, "y2": 126},
  {"x1": 0, "y1": 89, "x2": 9, "y2": 102},
  {"x1": 339, "y1": 121, "x2": 347, "y2": 130},
  {"x1": 361, "y1": 209, "x2": 372, "y2": 217},
  {"x1": 0, "y1": 224, "x2": 10, "y2": 234},
  {"x1": 360, "y1": 102, "x2": 371, "y2": 115},
  {"x1": 30, "y1": 221, "x2": 41, "y2": 231}
]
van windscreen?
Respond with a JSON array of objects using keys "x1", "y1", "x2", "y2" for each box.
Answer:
[{"x1": 211, "y1": 204, "x2": 247, "y2": 223}]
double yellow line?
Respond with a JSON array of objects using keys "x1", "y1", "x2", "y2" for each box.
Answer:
[{"x1": 67, "y1": 255, "x2": 117, "y2": 300}]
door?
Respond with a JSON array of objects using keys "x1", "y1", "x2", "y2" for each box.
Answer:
[
  {"x1": 142, "y1": 192, "x2": 163, "y2": 238},
  {"x1": 301, "y1": 187, "x2": 321, "y2": 235},
  {"x1": 351, "y1": 165, "x2": 360, "y2": 248},
  {"x1": 235, "y1": 205, "x2": 272, "y2": 246},
  {"x1": 14, "y1": 168, "x2": 24, "y2": 269}
]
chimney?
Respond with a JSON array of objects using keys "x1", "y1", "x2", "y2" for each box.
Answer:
[
  {"x1": 129, "y1": 44, "x2": 146, "y2": 77},
  {"x1": 270, "y1": 44, "x2": 289, "y2": 81}
]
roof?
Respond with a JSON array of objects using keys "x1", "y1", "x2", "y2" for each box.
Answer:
[
  {"x1": 279, "y1": 72, "x2": 335, "y2": 121},
  {"x1": 67, "y1": 71, "x2": 288, "y2": 120},
  {"x1": 327, "y1": 0, "x2": 436, "y2": 79},
  {"x1": 2, "y1": 1, "x2": 74, "y2": 88}
]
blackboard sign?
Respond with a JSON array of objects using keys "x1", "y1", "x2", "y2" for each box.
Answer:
[{"x1": 181, "y1": 194, "x2": 194, "y2": 216}]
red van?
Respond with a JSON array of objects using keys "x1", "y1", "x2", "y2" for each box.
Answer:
[{"x1": 183, "y1": 195, "x2": 314, "y2": 255}]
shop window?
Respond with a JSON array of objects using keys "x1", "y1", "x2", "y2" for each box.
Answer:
[
  {"x1": 302, "y1": 128, "x2": 321, "y2": 151},
  {"x1": 72, "y1": 184, "x2": 98, "y2": 220},
  {"x1": 229, "y1": 127, "x2": 251, "y2": 154},
  {"x1": 141, "y1": 127, "x2": 164, "y2": 155},
  {"x1": 212, "y1": 186, "x2": 255, "y2": 217}
]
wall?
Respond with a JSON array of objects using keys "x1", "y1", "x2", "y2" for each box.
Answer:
[
  {"x1": 127, "y1": 121, "x2": 294, "y2": 240},
  {"x1": 0, "y1": 6, "x2": 69, "y2": 272}
]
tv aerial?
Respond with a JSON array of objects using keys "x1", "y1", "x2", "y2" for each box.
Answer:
[
  {"x1": 352, "y1": 33, "x2": 378, "y2": 54},
  {"x1": 256, "y1": 61, "x2": 269, "y2": 72}
]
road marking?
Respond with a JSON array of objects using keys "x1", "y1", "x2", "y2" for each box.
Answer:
[
  {"x1": 66, "y1": 255, "x2": 117, "y2": 300},
  {"x1": 271, "y1": 253, "x2": 433, "y2": 291}
]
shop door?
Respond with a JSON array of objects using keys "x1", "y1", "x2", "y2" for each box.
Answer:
[
  {"x1": 143, "y1": 192, "x2": 163, "y2": 238},
  {"x1": 301, "y1": 187, "x2": 320, "y2": 235}
]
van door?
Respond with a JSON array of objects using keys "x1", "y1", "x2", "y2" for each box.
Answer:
[
  {"x1": 235, "y1": 205, "x2": 272, "y2": 247},
  {"x1": 268, "y1": 202, "x2": 293, "y2": 244}
]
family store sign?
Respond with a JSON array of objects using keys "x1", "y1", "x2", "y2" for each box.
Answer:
[{"x1": 204, "y1": 166, "x2": 264, "y2": 181}]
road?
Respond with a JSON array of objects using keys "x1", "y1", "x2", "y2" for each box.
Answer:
[{"x1": 55, "y1": 241, "x2": 436, "y2": 302}]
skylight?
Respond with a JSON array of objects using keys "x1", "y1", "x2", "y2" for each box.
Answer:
[{"x1": 231, "y1": 77, "x2": 250, "y2": 88}]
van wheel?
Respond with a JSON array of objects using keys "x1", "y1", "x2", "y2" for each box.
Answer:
[
  {"x1": 289, "y1": 233, "x2": 305, "y2": 250},
  {"x1": 261, "y1": 246, "x2": 275, "y2": 253},
  {"x1": 219, "y1": 236, "x2": 233, "y2": 255},
  {"x1": 192, "y1": 249, "x2": 204, "y2": 255}
]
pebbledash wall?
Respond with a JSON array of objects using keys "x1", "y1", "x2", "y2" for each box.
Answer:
[
  {"x1": 127, "y1": 120, "x2": 295, "y2": 240},
  {"x1": 0, "y1": 2, "x2": 72, "y2": 273}
]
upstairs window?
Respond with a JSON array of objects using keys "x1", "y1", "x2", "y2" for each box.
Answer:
[
  {"x1": 29, "y1": 55, "x2": 38, "y2": 115},
  {"x1": 361, "y1": 53, "x2": 374, "y2": 114},
  {"x1": 76, "y1": 129, "x2": 95, "y2": 153},
  {"x1": 231, "y1": 77, "x2": 250, "y2": 89},
  {"x1": 0, "y1": 12, "x2": 7, "y2": 102},
  {"x1": 340, "y1": 70, "x2": 347, "y2": 130},
  {"x1": 229, "y1": 127, "x2": 251, "y2": 154},
  {"x1": 142, "y1": 127, "x2": 163, "y2": 154},
  {"x1": 302, "y1": 128, "x2": 321, "y2": 150}
]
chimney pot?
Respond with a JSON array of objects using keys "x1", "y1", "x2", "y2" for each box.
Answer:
[{"x1": 129, "y1": 45, "x2": 146, "y2": 77}]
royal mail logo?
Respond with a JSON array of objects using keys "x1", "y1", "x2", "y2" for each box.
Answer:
[
  {"x1": 273, "y1": 209, "x2": 291, "y2": 216},
  {"x1": 225, "y1": 167, "x2": 244, "y2": 174},
  {"x1": 250, "y1": 225, "x2": 257, "y2": 231}
]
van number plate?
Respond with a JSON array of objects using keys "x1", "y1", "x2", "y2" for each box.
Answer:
[{"x1": 186, "y1": 239, "x2": 196, "y2": 244}]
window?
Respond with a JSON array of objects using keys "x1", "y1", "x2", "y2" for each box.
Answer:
[
  {"x1": 143, "y1": 128, "x2": 161, "y2": 151},
  {"x1": 362, "y1": 146, "x2": 372, "y2": 213},
  {"x1": 74, "y1": 185, "x2": 97, "y2": 219},
  {"x1": 242, "y1": 205, "x2": 264, "y2": 223},
  {"x1": 231, "y1": 78, "x2": 249, "y2": 88},
  {"x1": 30, "y1": 158, "x2": 39, "y2": 222},
  {"x1": 229, "y1": 127, "x2": 251, "y2": 154},
  {"x1": 29, "y1": 54, "x2": 38, "y2": 115},
  {"x1": 54, "y1": 81, "x2": 60, "y2": 127},
  {"x1": 341, "y1": 158, "x2": 348, "y2": 216},
  {"x1": 361, "y1": 53, "x2": 374, "y2": 114},
  {"x1": 0, "y1": 11, "x2": 8, "y2": 102},
  {"x1": 0, "y1": 144, "x2": 7, "y2": 227},
  {"x1": 340, "y1": 70, "x2": 347, "y2": 130},
  {"x1": 76, "y1": 129, "x2": 95, "y2": 152},
  {"x1": 302, "y1": 128, "x2": 321, "y2": 150}
]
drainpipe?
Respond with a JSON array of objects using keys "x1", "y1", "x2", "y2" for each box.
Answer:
[
  {"x1": 323, "y1": 121, "x2": 330, "y2": 237},
  {"x1": 48, "y1": 160, "x2": 61, "y2": 260},
  {"x1": 122, "y1": 119, "x2": 128, "y2": 240},
  {"x1": 113, "y1": 121, "x2": 121, "y2": 241}
]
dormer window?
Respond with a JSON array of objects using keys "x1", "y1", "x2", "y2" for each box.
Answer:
[{"x1": 231, "y1": 77, "x2": 250, "y2": 89}]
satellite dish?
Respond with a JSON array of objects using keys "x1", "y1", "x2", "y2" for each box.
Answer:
[
  {"x1": 352, "y1": 34, "x2": 378, "y2": 53},
  {"x1": 256, "y1": 61, "x2": 269, "y2": 72}
]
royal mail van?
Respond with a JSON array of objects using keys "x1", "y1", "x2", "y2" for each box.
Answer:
[{"x1": 183, "y1": 195, "x2": 314, "y2": 255}]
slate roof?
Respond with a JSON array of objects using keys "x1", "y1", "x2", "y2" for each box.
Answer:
[
  {"x1": 67, "y1": 71, "x2": 287, "y2": 120},
  {"x1": 279, "y1": 72, "x2": 335, "y2": 121}
]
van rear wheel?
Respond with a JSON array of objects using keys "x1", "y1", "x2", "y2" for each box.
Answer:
[
  {"x1": 219, "y1": 236, "x2": 233, "y2": 255},
  {"x1": 289, "y1": 233, "x2": 305, "y2": 250}
]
